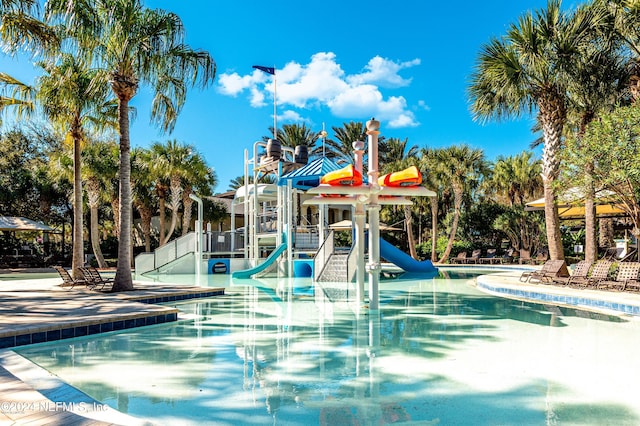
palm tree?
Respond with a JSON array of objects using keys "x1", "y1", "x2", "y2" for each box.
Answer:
[
  {"x1": 420, "y1": 147, "x2": 448, "y2": 262},
  {"x1": 435, "y1": 145, "x2": 488, "y2": 263},
  {"x1": 83, "y1": 139, "x2": 119, "y2": 267},
  {"x1": 37, "y1": 53, "x2": 115, "y2": 278},
  {"x1": 379, "y1": 137, "x2": 420, "y2": 258},
  {"x1": 150, "y1": 140, "x2": 195, "y2": 245},
  {"x1": 326, "y1": 121, "x2": 368, "y2": 165},
  {"x1": 469, "y1": 0, "x2": 607, "y2": 260},
  {"x1": 0, "y1": 0, "x2": 57, "y2": 55},
  {"x1": 131, "y1": 147, "x2": 157, "y2": 253},
  {"x1": 564, "y1": 12, "x2": 630, "y2": 263},
  {"x1": 492, "y1": 152, "x2": 542, "y2": 207},
  {"x1": 181, "y1": 151, "x2": 216, "y2": 235},
  {"x1": 46, "y1": 0, "x2": 216, "y2": 291}
]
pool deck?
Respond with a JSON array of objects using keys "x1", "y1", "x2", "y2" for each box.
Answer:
[{"x1": 0, "y1": 275, "x2": 225, "y2": 425}]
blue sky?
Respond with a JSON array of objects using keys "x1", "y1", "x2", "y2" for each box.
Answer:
[{"x1": 2, "y1": 0, "x2": 561, "y2": 191}]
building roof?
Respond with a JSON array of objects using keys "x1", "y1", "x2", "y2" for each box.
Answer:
[{"x1": 278, "y1": 157, "x2": 342, "y2": 190}]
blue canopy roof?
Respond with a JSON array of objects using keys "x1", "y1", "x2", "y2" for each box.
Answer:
[{"x1": 278, "y1": 157, "x2": 342, "y2": 190}]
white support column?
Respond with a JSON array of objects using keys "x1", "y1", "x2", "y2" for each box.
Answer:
[
  {"x1": 366, "y1": 118, "x2": 381, "y2": 311},
  {"x1": 353, "y1": 139, "x2": 366, "y2": 307}
]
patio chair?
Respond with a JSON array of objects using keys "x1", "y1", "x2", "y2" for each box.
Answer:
[
  {"x1": 519, "y1": 260, "x2": 569, "y2": 283},
  {"x1": 479, "y1": 248, "x2": 499, "y2": 264},
  {"x1": 79, "y1": 266, "x2": 114, "y2": 291},
  {"x1": 532, "y1": 250, "x2": 549, "y2": 265},
  {"x1": 53, "y1": 265, "x2": 88, "y2": 289},
  {"x1": 574, "y1": 259, "x2": 613, "y2": 288},
  {"x1": 597, "y1": 262, "x2": 640, "y2": 291},
  {"x1": 465, "y1": 249, "x2": 482, "y2": 264},
  {"x1": 450, "y1": 252, "x2": 467, "y2": 264},
  {"x1": 519, "y1": 249, "x2": 533, "y2": 265},
  {"x1": 553, "y1": 260, "x2": 593, "y2": 286}
]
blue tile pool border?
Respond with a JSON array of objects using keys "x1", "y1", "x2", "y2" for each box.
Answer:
[
  {"x1": 476, "y1": 278, "x2": 640, "y2": 317},
  {"x1": 0, "y1": 289, "x2": 224, "y2": 349}
]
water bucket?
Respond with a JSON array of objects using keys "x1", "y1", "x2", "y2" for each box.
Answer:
[
  {"x1": 266, "y1": 138, "x2": 281, "y2": 160},
  {"x1": 294, "y1": 145, "x2": 308, "y2": 164}
]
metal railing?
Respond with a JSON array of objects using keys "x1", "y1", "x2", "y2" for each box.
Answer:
[
  {"x1": 314, "y1": 230, "x2": 335, "y2": 281},
  {"x1": 203, "y1": 231, "x2": 244, "y2": 253},
  {"x1": 135, "y1": 232, "x2": 196, "y2": 274}
]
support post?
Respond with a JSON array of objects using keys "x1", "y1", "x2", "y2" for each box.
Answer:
[{"x1": 366, "y1": 118, "x2": 381, "y2": 311}]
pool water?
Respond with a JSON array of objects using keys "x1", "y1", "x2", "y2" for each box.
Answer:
[{"x1": 15, "y1": 269, "x2": 640, "y2": 425}]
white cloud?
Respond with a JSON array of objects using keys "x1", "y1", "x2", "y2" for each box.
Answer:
[
  {"x1": 217, "y1": 52, "x2": 421, "y2": 128},
  {"x1": 278, "y1": 110, "x2": 309, "y2": 123},
  {"x1": 347, "y1": 56, "x2": 420, "y2": 88}
]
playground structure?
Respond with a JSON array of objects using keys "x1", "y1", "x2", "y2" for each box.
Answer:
[
  {"x1": 136, "y1": 119, "x2": 437, "y2": 310},
  {"x1": 231, "y1": 118, "x2": 437, "y2": 310}
]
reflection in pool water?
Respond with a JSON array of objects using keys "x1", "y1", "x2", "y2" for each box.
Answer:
[{"x1": 15, "y1": 269, "x2": 640, "y2": 425}]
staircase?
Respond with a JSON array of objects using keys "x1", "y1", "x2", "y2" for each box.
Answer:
[{"x1": 317, "y1": 252, "x2": 349, "y2": 282}]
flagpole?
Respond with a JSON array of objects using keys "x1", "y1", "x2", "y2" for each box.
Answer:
[{"x1": 273, "y1": 65, "x2": 277, "y2": 140}]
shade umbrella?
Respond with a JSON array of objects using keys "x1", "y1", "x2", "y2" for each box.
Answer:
[
  {"x1": 525, "y1": 189, "x2": 626, "y2": 219},
  {"x1": 0, "y1": 216, "x2": 54, "y2": 232}
]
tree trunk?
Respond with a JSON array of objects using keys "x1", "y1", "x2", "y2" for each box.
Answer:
[
  {"x1": 71, "y1": 130, "x2": 84, "y2": 279},
  {"x1": 584, "y1": 162, "x2": 597, "y2": 263},
  {"x1": 599, "y1": 218, "x2": 614, "y2": 250},
  {"x1": 430, "y1": 196, "x2": 438, "y2": 262},
  {"x1": 404, "y1": 205, "x2": 417, "y2": 259},
  {"x1": 542, "y1": 178, "x2": 564, "y2": 260},
  {"x1": 438, "y1": 185, "x2": 462, "y2": 263},
  {"x1": 182, "y1": 186, "x2": 193, "y2": 235},
  {"x1": 90, "y1": 204, "x2": 107, "y2": 268},
  {"x1": 112, "y1": 80, "x2": 136, "y2": 292},
  {"x1": 158, "y1": 195, "x2": 166, "y2": 245},
  {"x1": 162, "y1": 175, "x2": 182, "y2": 245},
  {"x1": 539, "y1": 99, "x2": 565, "y2": 261}
]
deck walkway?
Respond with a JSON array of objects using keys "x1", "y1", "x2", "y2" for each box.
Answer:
[{"x1": 0, "y1": 275, "x2": 225, "y2": 425}]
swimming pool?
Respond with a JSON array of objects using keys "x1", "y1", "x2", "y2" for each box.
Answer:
[{"x1": 14, "y1": 269, "x2": 640, "y2": 425}]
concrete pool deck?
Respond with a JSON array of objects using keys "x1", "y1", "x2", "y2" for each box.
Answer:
[{"x1": 0, "y1": 275, "x2": 225, "y2": 425}]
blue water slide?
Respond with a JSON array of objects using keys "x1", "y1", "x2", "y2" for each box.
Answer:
[
  {"x1": 232, "y1": 240, "x2": 288, "y2": 279},
  {"x1": 379, "y1": 237, "x2": 438, "y2": 273}
]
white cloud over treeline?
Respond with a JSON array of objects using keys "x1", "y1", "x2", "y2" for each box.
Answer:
[{"x1": 217, "y1": 52, "x2": 421, "y2": 128}]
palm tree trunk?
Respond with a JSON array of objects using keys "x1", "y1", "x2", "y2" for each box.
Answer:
[
  {"x1": 112, "y1": 91, "x2": 134, "y2": 291},
  {"x1": 439, "y1": 185, "x2": 462, "y2": 263},
  {"x1": 71, "y1": 131, "x2": 84, "y2": 279},
  {"x1": 540, "y1": 101, "x2": 565, "y2": 261},
  {"x1": 90, "y1": 204, "x2": 107, "y2": 268},
  {"x1": 181, "y1": 186, "x2": 193, "y2": 235},
  {"x1": 158, "y1": 196, "x2": 166, "y2": 245},
  {"x1": 584, "y1": 162, "x2": 597, "y2": 263},
  {"x1": 430, "y1": 196, "x2": 438, "y2": 262},
  {"x1": 162, "y1": 175, "x2": 182, "y2": 245},
  {"x1": 404, "y1": 205, "x2": 417, "y2": 259}
]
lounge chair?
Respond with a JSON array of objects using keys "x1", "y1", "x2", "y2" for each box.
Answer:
[
  {"x1": 465, "y1": 249, "x2": 482, "y2": 264},
  {"x1": 479, "y1": 248, "x2": 499, "y2": 264},
  {"x1": 597, "y1": 262, "x2": 640, "y2": 291},
  {"x1": 53, "y1": 265, "x2": 88, "y2": 289},
  {"x1": 79, "y1": 266, "x2": 114, "y2": 291},
  {"x1": 574, "y1": 260, "x2": 613, "y2": 288},
  {"x1": 553, "y1": 260, "x2": 593, "y2": 286},
  {"x1": 519, "y1": 260, "x2": 569, "y2": 283},
  {"x1": 450, "y1": 252, "x2": 467, "y2": 264}
]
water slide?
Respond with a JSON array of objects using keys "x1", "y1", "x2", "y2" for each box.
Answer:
[
  {"x1": 379, "y1": 237, "x2": 438, "y2": 274},
  {"x1": 232, "y1": 241, "x2": 287, "y2": 279}
]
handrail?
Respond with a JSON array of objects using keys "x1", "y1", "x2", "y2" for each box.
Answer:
[
  {"x1": 346, "y1": 244, "x2": 357, "y2": 282},
  {"x1": 314, "y1": 230, "x2": 335, "y2": 281},
  {"x1": 135, "y1": 232, "x2": 196, "y2": 274}
]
